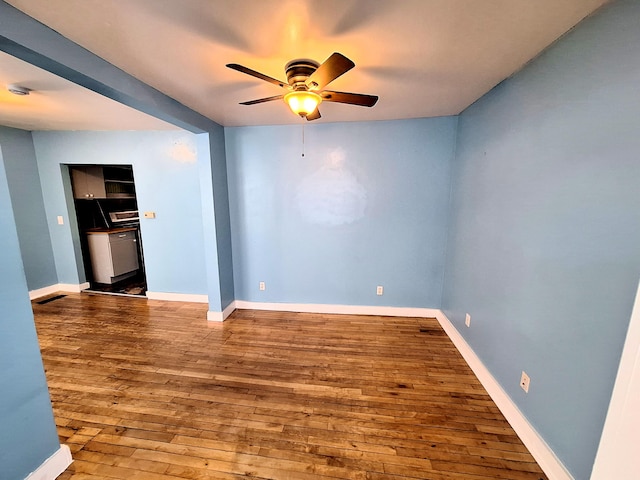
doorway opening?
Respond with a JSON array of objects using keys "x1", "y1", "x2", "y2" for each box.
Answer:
[{"x1": 69, "y1": 164, "x2": 147, "y2": 297}]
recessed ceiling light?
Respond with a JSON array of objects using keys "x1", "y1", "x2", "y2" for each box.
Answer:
[{"x1": 7, "y1": 84, "x2": 31, "y2": 96}]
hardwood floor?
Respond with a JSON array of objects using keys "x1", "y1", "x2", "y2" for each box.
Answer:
[{"x1": 32, "y1": 293, "x2": 548, "y2": 480}]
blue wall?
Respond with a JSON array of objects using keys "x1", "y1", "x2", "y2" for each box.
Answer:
[
  {"x1": 0, "y1": 146, "x2": 60, "y2": 480},
  {"x1": 0, "y1": 126, "x2": 57, "y2": 290},
  {"x1": 208, "y1": 127, "x2": 235, "y2": 310},
  {"x1": 196, "y1": 128, "x2": 235, "y2": 312},
  {"x1": 442, "y1": 1, "x2": 640, "y2": 478},
  {"x1": 226, "y1": 118, "x2": 457, "y2": 307},
  {"x1": 196, "y1": 134, "x2": 222, "y2": 310},
  {"x1": 32, "y1": 130, "x2": 209, "y2": 295}
]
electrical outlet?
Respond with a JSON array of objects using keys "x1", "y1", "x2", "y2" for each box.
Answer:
[
  {"x1": 520, "y1": 371, "x2": 530, "y2": 393},
  {"x1": 376, "y1": 286, "x2": 384, "y2": 296},
  {"x1": 57, "y1": 215, "x2": 64, "y2": 225},
  {"x1": 465, "y1": 313, "x2": 471, "y2": 327},
  {"x1": 144, "y1": 211, "x2": 156, "y2": 219},
  {"x1": 259, "y1": 281, "x2": 265, "y2": 291}
]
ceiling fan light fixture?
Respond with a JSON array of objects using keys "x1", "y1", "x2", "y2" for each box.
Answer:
[
  {"x1": 7, "y1": 84, "x2": 31, "y2": 96},
  {"x1": 284, "y1": 90, "x2": 322, "y2": 117},
  {"x1": 228, "y1": 53, "x2": 375, "y2": 121}
]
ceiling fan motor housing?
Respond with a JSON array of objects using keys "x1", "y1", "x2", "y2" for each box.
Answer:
[{"x1": 285, "y1": 59, "x2": 319, "y2": 90}]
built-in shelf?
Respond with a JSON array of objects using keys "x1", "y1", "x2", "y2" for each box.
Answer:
[{"x1": 71, "y1": 165, "x2": 137, "y2": 199}]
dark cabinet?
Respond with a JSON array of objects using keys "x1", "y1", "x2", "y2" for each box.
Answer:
[
  {"x1": 71, "y1": 166, "x2": 106, "y2": 199},
  {"x1": 71, "y1": 165, "x2": 136, "y2": 199}
]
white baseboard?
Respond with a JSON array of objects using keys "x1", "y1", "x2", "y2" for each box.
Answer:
[
  {"x1": 434, "y1": 311, "x2": 572, "y2": 480},
  {"x1": 207, "y1": 301, "x2": 237, "y2": 322},
  {"x1": 25, "y1": 444, "x2": 72, "y2": 480},
  {"x1": 60, "y1": 282, "x2": 90, "y2": 292},
  {"x1": 29, "y1": 282, "x2": 90, "y2": 300},
  {"x1": 208, "y1": 301, "x2": 437, "y2": 322},
  {"x1": 591, "y1": 279, "x2": 640, "y2": 479},
  {"x1": 29, "y1": 285, "x2": 61, "y2": 300},
  {"x1": 233, "y1": 300, "x2": 440, "y2": 318},
  {"x1": 146, "y1": 291, "x2": 208, "y2": 303}
]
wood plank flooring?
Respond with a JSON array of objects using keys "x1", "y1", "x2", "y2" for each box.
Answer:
[{"x1": 31, "y1": 293, "x2": 547, "y2": 480}]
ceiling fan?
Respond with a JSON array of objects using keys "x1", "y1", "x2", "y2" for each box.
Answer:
[{"x1": 226, "y1": 52, "x2": 378, "y2": 121}]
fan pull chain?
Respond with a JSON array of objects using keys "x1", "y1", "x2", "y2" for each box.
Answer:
[{"x1": 301, "y1": 124, "x2": 305, "y2": 157}]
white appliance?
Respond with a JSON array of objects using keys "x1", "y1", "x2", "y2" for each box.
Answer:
[
  {"x1": 108, "y1": 210, "x2": 139, "y2": 226},
  {"x1": 87, "y1": 230, "x2": 139, "y2": 284}
]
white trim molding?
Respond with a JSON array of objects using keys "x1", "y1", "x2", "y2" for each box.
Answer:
[
  {"x1": 233, "y1": 300, "x2": 440, "y2": 318},
  {"x1": 435, "y1": 311, "x2": 572, "y2": 480},
  {"x1": 207, "y1": 301, "x2": 237, "y2": 322},
  {"x1": 29, "y1": 282, "x2": 90, "y2": 300},
  {"x1": 146, "y1": 291, "x2": 208, "y2": 303},
  {"x1": 25, "y1": 444, "x2": 72, "y2": 480},
  {"x1": 29, "y1": 284, "x2": 61, "y2": 300},
  {"x1": 60, "y1": 282, "x2": 90, "y2": 292},
  {"x1": 591, "y1": 279, "x2": 640, "y2": 479}
]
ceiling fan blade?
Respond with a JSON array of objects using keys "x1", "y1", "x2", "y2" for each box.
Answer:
[
  {"x1": 321, "y1": 90, "x2": 378, "y2": 107},
  {"x1": 226, "y1": 64, "x2": 288, "y2": 88},
  {"x1": 306, "y1": 108, "x2": 321, "y2": 121},
  {"x1": 239, "y1": 95, "x2": 283, "y2": 105},
  {"x1": 305, "y1": 53, "x2": 355, "y2": 90}
]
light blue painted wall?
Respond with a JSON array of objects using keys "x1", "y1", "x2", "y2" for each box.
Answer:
[
  {"x1": 197, "y1": 128, "x2": 235, "y2": 312},
  {"x1": 442, "y1": 1, "x2": 640, "y2": 478},
  {"x1": 226, "y1": 118, "x2": 457, "y2": 307},
  {"x1": 0, "y1": 145, "x2": 60, "y2": 480},
  {"x1": 32, "y1": 131, "x2": 209, "y2": 295},
  {"x1": 196, "y1": 134, "x2": 222, "y2": 311},
  {"x1": 0, "y1": 126, "x2": 57, "y2": 290},
  {"x1": 208, "y1": 127, "x2": 235, "y2": 310}
]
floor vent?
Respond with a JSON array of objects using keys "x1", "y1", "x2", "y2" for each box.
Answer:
[{"x1": 37, "y1": 294, "x2": 67, "y2": 305}]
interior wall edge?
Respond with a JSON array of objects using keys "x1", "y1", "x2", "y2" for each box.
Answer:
[{"x1": 437, "y1": 114, "x2": 460, "y2": 309}]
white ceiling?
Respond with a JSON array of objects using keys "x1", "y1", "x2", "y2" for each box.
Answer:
[
  {"x1": 2, "y1": 0, "x2": 608, "y2": 129},
  {"x1": 0, "y1": 51, "x2": 176, "y2": 131}
]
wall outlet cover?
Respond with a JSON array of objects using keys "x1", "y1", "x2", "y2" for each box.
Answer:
[
  {"x1": 520, "y1": 371, "x2": 530, "y2": 393},
  {"x1": 376, "y1": 286, "x2": 384, "y2": 296},
  {"x1": 259, "y1": 281, "x2": 265, "y2": 291},
  {"x1": 465, "y1": 313, "x2": 471, "y2": 327}
]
